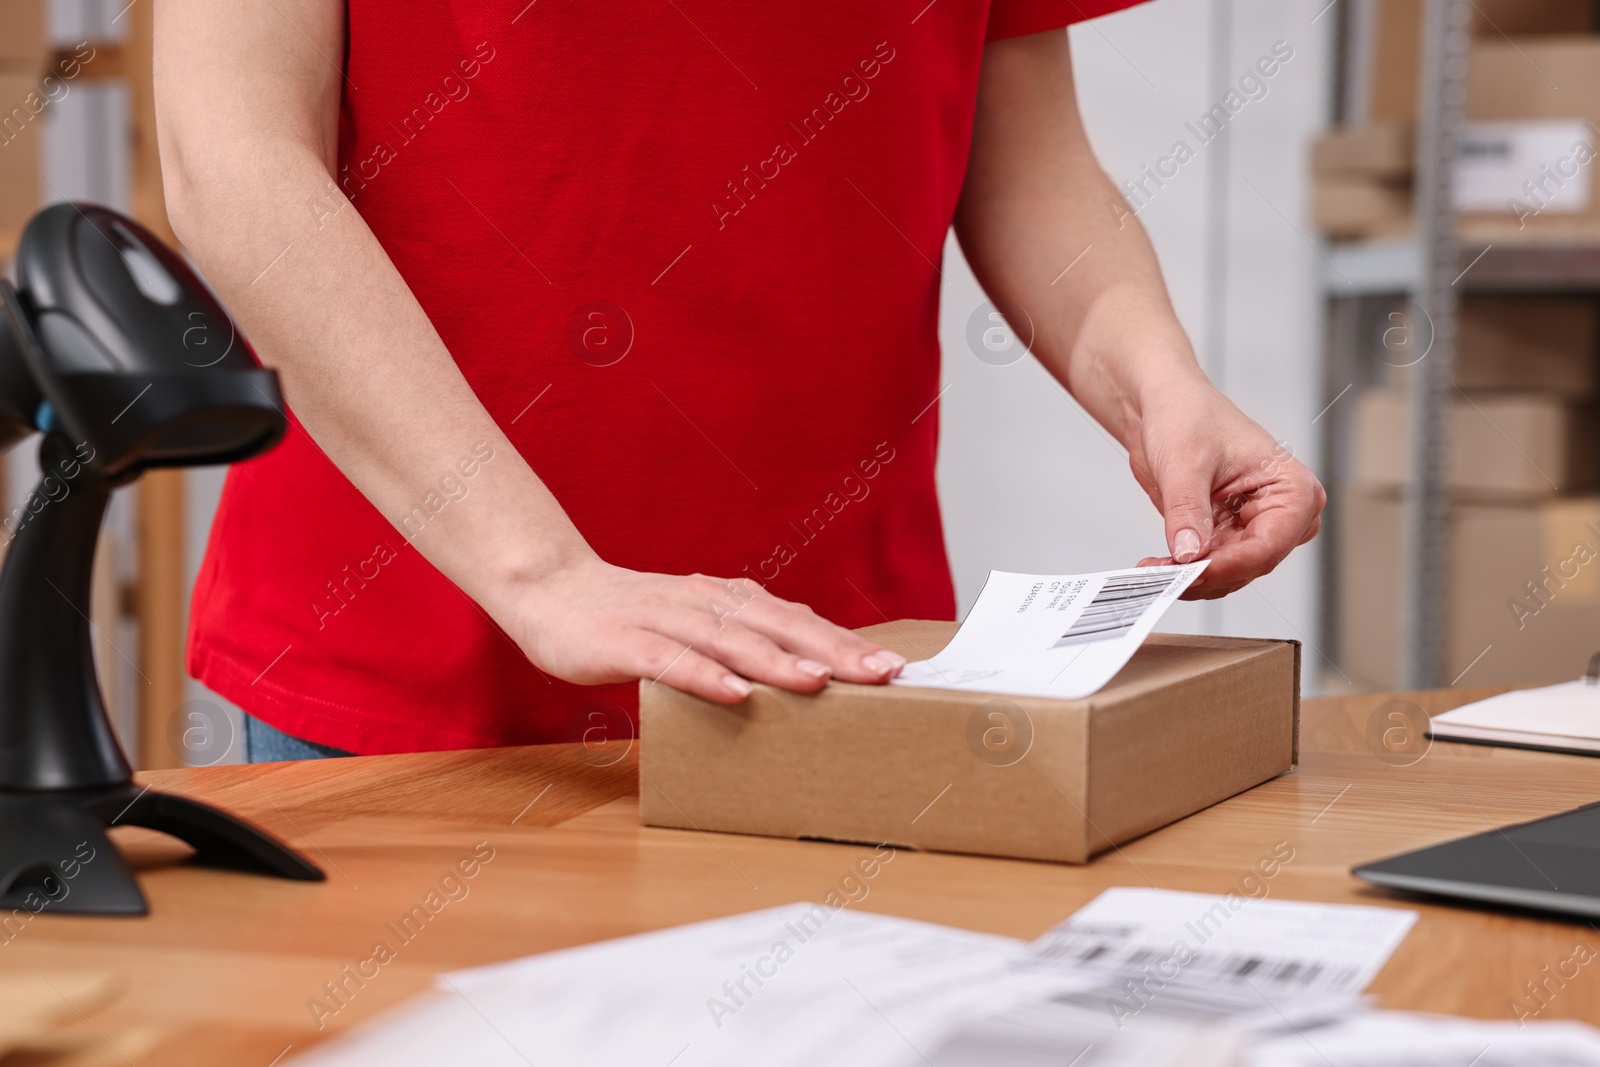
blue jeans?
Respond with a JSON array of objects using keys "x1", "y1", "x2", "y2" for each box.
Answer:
[{"x1": 243, "y1": 714, "x2": 352, "y2": 762}]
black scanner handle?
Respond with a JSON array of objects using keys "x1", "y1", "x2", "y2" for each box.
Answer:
[{"x1": 8, "y1": 203, "x2": 285, "y2": 480}]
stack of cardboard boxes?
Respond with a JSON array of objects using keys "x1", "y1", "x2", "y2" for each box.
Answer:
[
  {"x1": 1339, "y1": 297, "x2": 1600, "y2": 688},
  {"x1": 1313, "y1": 0, "x2": 1600, "y2": 241},
  {"x1": 1323, "y1": 1, "x2": 1600, "y2": 688},
  {"x1": 0, "y1": 0, "x2": 47, "y2": 259}
]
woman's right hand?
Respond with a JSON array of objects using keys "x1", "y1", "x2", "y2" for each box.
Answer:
[
  {"x1": 502, "y1": 557, "x2": 908, "y2": 704},
  {"x1": 153, "y1": 0, "x2": 907, "y2": 711}
]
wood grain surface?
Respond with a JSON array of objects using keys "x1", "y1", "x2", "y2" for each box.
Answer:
[{"x1": 9, "y1": 686, "x2": 1600, "y2": 1064}]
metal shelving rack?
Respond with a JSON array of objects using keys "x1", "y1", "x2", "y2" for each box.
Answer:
[
  {"x1": 1400, "y1": 0, "x2": 1470, "y2": 689},
  {"x1": 1321, "y1": 0, "x2": 1600, "y2": 689}
]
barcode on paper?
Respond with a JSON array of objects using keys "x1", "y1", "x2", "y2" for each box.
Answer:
[
  {"x1": 1026, "y1": 927, "x2": 1362, "y2": 994},
  {"x1": 1051, "y1": 570, "x2": 1184, "y2": 649}
]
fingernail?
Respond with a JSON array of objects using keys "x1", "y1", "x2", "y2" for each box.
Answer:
[
  {"x1": 1173, "y1": 528, "x2": 1203, "y2": 563},
  {"x1": 796, "y1": 659, "x2": 832, "y2": 679},
  {"x1": 863, "y1": 651, "x2": 906, "y2": 675},
  {"x1": 723, "y1": 674, "x2": 753, "y2": 698}
]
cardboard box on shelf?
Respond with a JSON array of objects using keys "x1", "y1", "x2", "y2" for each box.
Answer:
[
  {"x1": 1338, "y1": 490, "x2": 1600, "y2": 689},
  {"x1": 1313, "y1": 176, "x2": 1413, "y2": 239},
  {"x1": 1472, "y1": 0, "x2": 1595, "y2": 35},
  {"x1": 1320, "y1": 34, "x2": 1600, "y2": 241},
  {"x1": 640, "y1": 621, "x2": 1299, "y2": 865},
  {"x1": 1461, "y1": 39, "x2": 1600, "y2": 239},
  {"x1": 0, "y1": 71, "x2": 43, "y2": 237},
  {"x1": 1467, "y1": 38, "x2": 1600, "y2": 124},
  {"x1": 1460, "y1": 296, "x2": 1597, "y2": 393},
  {"x1": 1368, "y1": 0, "x2": 1423, "y2": 124},
  {"x1": 1369, "y1": 0, "x2": 1596, "y2": 123},
  {"x1": 1312, "y1": 122, "x2": 1414, "y2": 179},
  {"x1": 1350, "y1": 389, "x2": 1598, "y2": 498},
  {"x1": 1377, "y1": 297, "x2": 1599, "y2": 394},
  {"x1": 1311, "y1": 121, "x2": 1600, "y2": 241},
  {"x1": 0, "y1": 1, "x2": 46, "y2": 70}
]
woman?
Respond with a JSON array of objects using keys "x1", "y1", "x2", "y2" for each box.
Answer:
[{"x1": 153, "y1": 0, "x2": 1324, "y2": 761}]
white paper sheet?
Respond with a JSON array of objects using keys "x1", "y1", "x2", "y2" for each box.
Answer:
[
  {"x1": 293, "y1": 892, "x2": 1600, "y2": 1067},
  {"x1": 920, "y1": 888, "x2": 1417, "y2": 1066},
  {"x1": 1430, "y1": 680, "x2": 1600, "y2": 743},
  {"x1": 1022, "y1": 888, "x2": 1417, "y2": 1000},
  {"x1": 292, "y1": 901, "x2": 1247, "y2": 1067},
  {"x1": 1250, "y1": 1010, "x2": 1600, "y2": 1067},
  {"x1": 924, "y1": 996, "x2": 1247, "y2": 1067},
  {"x1": 892, "y1": 564, "x2": 1207, "y2": 700},
  {"x1": 291, "y1": 904, "x2": 1031, "y2": 1067}
]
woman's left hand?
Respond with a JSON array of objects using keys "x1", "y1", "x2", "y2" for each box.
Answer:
[{"x1": 1127, "y1": 381, "x2": 1326, "y2": 600}]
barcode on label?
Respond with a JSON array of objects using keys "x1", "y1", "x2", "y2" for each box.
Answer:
[
  {"x1": 1027, "y1": 929, "x2": 1362, "y2": 993},
  {"x1": 1052, "y1": 571, "x2": 1182, "y2": 648}
]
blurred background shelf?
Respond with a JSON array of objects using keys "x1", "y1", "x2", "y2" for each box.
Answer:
[
  {"x1": 1318, "y1": 0, "x2": 1600, "y2": 693},
  {"x1": 1325, "y1": 238, "x2": 1600, "y2": 293}
]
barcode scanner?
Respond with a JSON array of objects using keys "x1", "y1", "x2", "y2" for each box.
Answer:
[{"x1": 0, "y1": 203, "x2": 322, "y2": 915}]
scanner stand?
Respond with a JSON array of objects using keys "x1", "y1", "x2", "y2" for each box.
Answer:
[{"x1": 0, "y1": 451, "x2": 321, "y2": 916}]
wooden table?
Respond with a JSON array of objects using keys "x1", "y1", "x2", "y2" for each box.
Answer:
[{"x1": 13, "y1": 687, "x2": 1600, "y2": 1065}]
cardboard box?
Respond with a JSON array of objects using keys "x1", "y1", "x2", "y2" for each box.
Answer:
[
  {"x1": 1458, "y1": 297, "x2": 1598, "y2": 393},
  {"x1": 1332, "y1": 35, "x2": 1600, "y2": 239},
  {"x1": 1467, "y1": 38, "x2": 1600, "y2": 124},
  {"x1": 1338, "y1": 491, "x2": 1600, "y2": 689},
  {"x1": 1350, "y1": 388, "x2": 1598, "y2": 498},
  {"x1": 0, "y1": 1, "x2": 46, "y2": 70},
  {"x1": 1378, "y1": 297, "x2": 1600, "y2": 394},
  {"x1": 1472, "y1": 0, "x2": 1595, "y2": 36},
  {"x1": 0, "y1": 71, "x2": 43, "y2": 236},
  {"x1": 1369, "y1": 0, "x2": 1595, "y2": 122},
  {"x1": 1360, "y1": 32, "x2": 1600, "y2": 236},
  {"x1": 1313, "y1": 176, "x2": 1413, "y2": 239},
  {"x1": 1368, "y1": 0, "x2": 1424, "y2": 124},
  {"x1": 1313, "y1": 122, "x2": 1414, "y2": 180},
  {"x1": 1461, "y1": 39, "x2": 1600, "y2": 239},
  {"x1": 640, "y1": 622, "x2": 1299, "y2": 865}
]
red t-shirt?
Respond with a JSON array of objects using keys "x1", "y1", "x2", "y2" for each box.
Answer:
[{"x1": 188, "y1": 0, "x2": 1147, "y2": 754}]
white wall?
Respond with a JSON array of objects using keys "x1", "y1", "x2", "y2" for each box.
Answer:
[{"x1": 936, "y1": 0, "x2": 1334, "y2": 686}]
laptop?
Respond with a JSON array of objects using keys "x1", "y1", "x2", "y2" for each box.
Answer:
[{"x1": 1354, "y1": 801, "x2": 1600, "y2": 919}]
